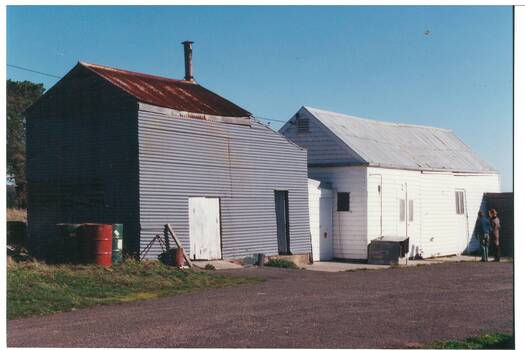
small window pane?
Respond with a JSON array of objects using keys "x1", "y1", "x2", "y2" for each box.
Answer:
[
  {"x1": 337, "y1": 192, "x2": 350, "y2": 212},
  {"x1": 455, "y1": 191, "x2": 465, "y2": 215},
  {"x1": 409, "y1": 200, "x2": 414, "y2": 222},
  {"x1": 399, "y1": 199, "x2": 406, "y2": 221}
]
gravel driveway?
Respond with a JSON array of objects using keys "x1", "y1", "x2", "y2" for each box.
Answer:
[{"x1": 7, "y1": 262, "x2": 513, "y2": 348}]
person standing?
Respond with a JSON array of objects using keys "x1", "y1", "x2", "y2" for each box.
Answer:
[
  {"x1": 489, "y1": 209, "x2": 501, "y2": 262},
  {"x1": 475, "y1": 210, "x2": 491, "y2": 262}
]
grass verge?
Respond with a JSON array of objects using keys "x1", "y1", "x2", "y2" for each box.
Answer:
[
  {"x1": 427, "y1": 332, "x2": 513, "y2": 349},
  {"x1": 7, "y1": 260, "x2": 261, "y2": 320}
]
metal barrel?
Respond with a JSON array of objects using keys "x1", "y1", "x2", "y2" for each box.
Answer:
[
  {"x1": 175, "y1": 248, "x2": 185, "y2": 267},
  {"x1": 56, "y1": 223, "x2": 82, "y2": 263},
  {"x1": 80, "y1": 224, "x2": 113, "y2": 267},
  {"x1": 112, "y1": 224, "x2": 124, "y2": 264}
]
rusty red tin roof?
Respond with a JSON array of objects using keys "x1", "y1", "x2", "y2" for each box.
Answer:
[{"x1": 80, "y1": 61, "x2": 251, "y2": 118}]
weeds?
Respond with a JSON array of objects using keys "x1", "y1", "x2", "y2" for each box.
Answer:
[
  {"x1": 345, "y1": 268, "x2": 370, "y2": 272},
  {"x1": 204, "y1": 263, "x2": 216, "y2": 270},
  {"x1": 264, "y1": 259, "x2": 298, "y2": 269},
  {"x1": 427, "y1": 332, "x2": 513, "y2": 349}
]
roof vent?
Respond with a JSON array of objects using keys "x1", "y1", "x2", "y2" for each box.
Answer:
[
  {"x1": 182, "y1": 40, "x2": 195, "y2": 83},
  {"x1": 298, "y1": 118, "x2": 310, "y2": 133}
]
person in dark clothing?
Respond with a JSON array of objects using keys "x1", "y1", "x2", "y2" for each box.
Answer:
[
  {"x1": 489, "y1": 208, "x2": 501, "y2": 262},
  {"x1": 475, "y1": 210, "x2": 491, "y2": 262}
]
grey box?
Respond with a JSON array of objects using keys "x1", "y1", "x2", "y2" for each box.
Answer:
[{"x1": 368, "y1": 240, "x2": 401, "y2": 265}]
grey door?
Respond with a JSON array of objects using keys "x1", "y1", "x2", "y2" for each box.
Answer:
[{"x1": 274, "y1": 190, "x2": 290, "y2": 255}]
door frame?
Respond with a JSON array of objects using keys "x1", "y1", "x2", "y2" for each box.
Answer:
[
  {"x1": 318, "y1": 193, "x2": 333, "y2": 260},
  {"x1": 274, "y1": 190, "x2": 291, "y2": 255}
]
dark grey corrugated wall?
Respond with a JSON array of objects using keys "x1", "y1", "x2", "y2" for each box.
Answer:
[
  {"x1": 138, "y1": 106, "x2": 311, "y2": 259},
  {"x1": 26, "y1": 66, "x2": 141, "y2": 258}
]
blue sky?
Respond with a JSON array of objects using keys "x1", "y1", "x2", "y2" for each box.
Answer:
[{"x1": 7, "y1": 6, "x2": 513, "y2": 190}]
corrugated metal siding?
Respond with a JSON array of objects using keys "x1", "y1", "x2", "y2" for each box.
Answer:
[
  {"x1": 26, "y1": 67, "x2": 140, "y2": 258},
  {"x1": 138, "y1": 106, "x2": 310, "y2": 259},
  {"x1": 287, "y1": 106, "x2": 496, "y2": 173}
]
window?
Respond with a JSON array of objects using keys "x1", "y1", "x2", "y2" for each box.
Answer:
[
  {"x1": 409, "y1": 200, "x2": 414, "y2": 222},
  {"x1": 297, "y1": 118, "x2": 310, "y2": 133},
  {"x1": 399, "y1": 199, "x2": 406, "y2": 221},
  {"x1": 337, "y1": 192, "x2": 350, "y2": 212},
  {"x1": 455, "y1": 191, "x2": 465, "y2": 215}
]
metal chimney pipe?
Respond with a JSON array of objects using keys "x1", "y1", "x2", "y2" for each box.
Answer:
[{"x1": 182, "y1": 41, "x2": 195, "y2": 82}]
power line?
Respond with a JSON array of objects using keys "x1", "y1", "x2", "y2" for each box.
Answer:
[
  {"x1": 7, "y1": 64, "x2": 61, "y2": 79},
  {"x1": 256, "y1": 117, "x2": 286, "y2": 124}
]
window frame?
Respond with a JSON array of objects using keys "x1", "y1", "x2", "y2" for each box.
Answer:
[
  {"x1": 399, "y1": 198, "x2": 406, "y2": 221},
  {"x1": 455, "y1": 190, "x2": 465, "y2": 215},
  {"x1": 337, "y1": 192, "x2": 350, "y2": 212}
]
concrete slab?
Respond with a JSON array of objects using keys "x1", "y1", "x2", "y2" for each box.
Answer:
[
  {"x1": 192, "y1": 260, "x2": 244, "y2": 270},
  {"x1": 299, "y1": 255, "x2": 495, "y2": 272},
  {"x1": 299, "y1": 261, "x2": 389, "y2": 272}
]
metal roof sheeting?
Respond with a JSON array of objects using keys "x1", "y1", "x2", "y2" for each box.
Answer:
[
  {"x1": 304, "y1": 106, "x2": 496, "y2": 173},
  {"x1": 80, "y1": 61, "x2": 251, "y2": 118}
]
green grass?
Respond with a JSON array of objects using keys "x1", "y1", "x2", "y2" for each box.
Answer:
[
  {"x1": 264, "y1": 259, "x2": 298, "y2": 269},
  {"x1": 428, "y1": 332, "x2": 514, "y2": 349},
  {"x1": 7, "y1": 260, "x2": 261, "y2": 320}
]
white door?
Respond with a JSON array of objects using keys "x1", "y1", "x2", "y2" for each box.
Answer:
[
  {"x1": 454, "y1": 189, "x2": 469, "y2": 253},
  {"x1": 368, "y1": 175, "x2": 383, "y2": 238},
  {"x1": 188, "y1": 197, "x2": 222, "y2": 260},
  {"x1": 309, "y1": 193, "x2": 321, "y2": 262},
  {"x1": 319, "y1": 196, "x2": 333, "y2": 260}
]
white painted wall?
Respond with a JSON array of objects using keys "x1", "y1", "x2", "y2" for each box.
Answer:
[
  {"x1": 308, "y1": 166, "x2": 500, "y2": 260},
  {"x1": 309, "y1": 166, "x2": 368, "y2": 259},
  {"x1": 418, "y1": 172, "x2": 500, "y2": 256},
  {"x1": 367, "y1": 167, "x2": 422, "y2": 258},
  {"x1": 367, "y1": 167, "x2": 499, "y2": 258},
  {"x1": 432, "y1": 172, "x2": 500, "y2": 256},
  {"x1": 308, "y1": 179, "x2": 333, "y2": 261}
]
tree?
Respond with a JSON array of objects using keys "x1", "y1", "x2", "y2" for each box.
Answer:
[{"x1": 6, "y1": 79, "x2": 45, "y2": 208}]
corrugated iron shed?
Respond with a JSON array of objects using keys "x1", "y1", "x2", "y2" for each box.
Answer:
[
  {"x1": 80, "y1": 61, "x2": 251, "y2": 118},
  {"x1": 302, "y1": 106, "x2": 496, "y2": 173}
]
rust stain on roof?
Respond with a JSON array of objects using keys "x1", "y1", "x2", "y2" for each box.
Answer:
[{"x1": 80, "y1": 61, "x2": 251, "y2": 118}]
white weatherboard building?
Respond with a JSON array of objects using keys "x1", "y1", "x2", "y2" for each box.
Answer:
[{"x1": 281, "y1": 107, "x2": 500, "y2": 261}]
